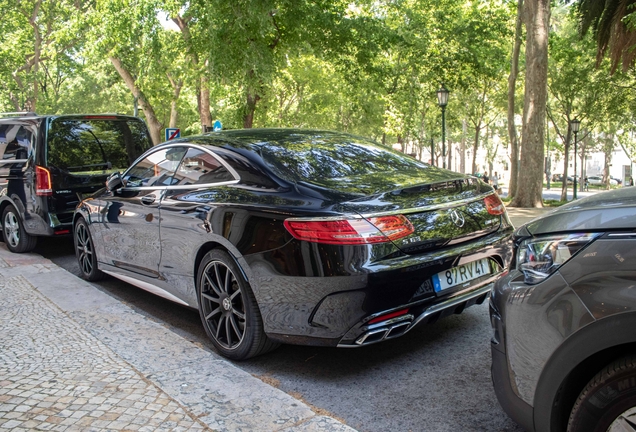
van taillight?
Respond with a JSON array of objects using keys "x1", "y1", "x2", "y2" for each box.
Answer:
[{"x1": 35, "y1": 166, "x2": 52, "y2": 196}]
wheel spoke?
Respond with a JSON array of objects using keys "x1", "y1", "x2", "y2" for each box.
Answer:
[
  {"x1": 224, "y1": 270, "x2": 231, "y2": 293},
  {"x1": 230, "y1": 286, "x2": 241, "y2": 300},
  {"x1": 215, "y1": 263, "x2": 226, "y2": 294},
  {"x1": 608, "y1": 406, "x2": 636, "y2": 432},
  {"x1": 82, "y1": 255, "x2": 92, "y2": 273},
  {"x1": 225, "y1": 316, "x2": 233, "y2": 346},
  {"x1": 229, "y1": 314, "x2": 242, "y2": 338},
  {"x1": 204, "y1": 273, "x2": 222, "y2": 296},
  {"x1": 232, "y1": 309, "x2": 245, "y2": 320},
  {"x1": 201, "y1": 292, "x2": 220, "y2": 304},
  {"x1": 215, "y1": 315, "x2": 225, "y2": 339},
  {"x1": 205, "y1": 306, "x2": 221, "y2": 321}
]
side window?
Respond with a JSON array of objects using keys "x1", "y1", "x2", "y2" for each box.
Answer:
[
  {"x1": 0, "y1": 124, "x2": 32, "y2": 161},
  {"x1": 123, "y1": 147, "x2": 187, "y2": 188},
  {"x1": 172, "y1": 148, "x2": 235, "y2": 186}
]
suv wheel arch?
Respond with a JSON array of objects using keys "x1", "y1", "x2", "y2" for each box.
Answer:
[{"x1": 534, "y1": 313, "x2": 636, "y2": 432}]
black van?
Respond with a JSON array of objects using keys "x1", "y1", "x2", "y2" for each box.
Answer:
[{"x1": 0, "y1": 113, "x2": 152, "y2": 252}]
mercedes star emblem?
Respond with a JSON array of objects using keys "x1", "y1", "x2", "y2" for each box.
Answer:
[{"x1": 450, "y1": 209, "x2": 465, "y2": 227}]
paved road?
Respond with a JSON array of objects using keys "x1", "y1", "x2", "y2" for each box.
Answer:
[{"x1": 35, "y1": 228, "x2": 525, "y2": 432}]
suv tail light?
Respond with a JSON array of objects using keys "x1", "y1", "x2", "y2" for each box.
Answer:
[
  {"x1": 35, "y1": 165, "x2": 52, "y2": 196},
  {"x1": 284, "y1": 215, "x2": 414, "y2": 245},
  {"x1": 484, "y1": 194, "x2": 505, "y2": 215}
]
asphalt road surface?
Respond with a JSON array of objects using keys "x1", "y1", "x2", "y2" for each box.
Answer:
[{"x1": 35, "y1": 236, "x2": 523, "y2": 432}]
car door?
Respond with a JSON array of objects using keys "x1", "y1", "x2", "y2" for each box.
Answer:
[
  {"x1": 96, "y1": 145, "x2": 187, "y2": 278},
  {"x1": 156, "y1": 146, "x2": 239, "y2": 303}
]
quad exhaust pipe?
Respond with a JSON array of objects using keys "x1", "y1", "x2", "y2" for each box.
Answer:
[{"x1": 340, "y1": 283, "x2": 494, "y2": 348}]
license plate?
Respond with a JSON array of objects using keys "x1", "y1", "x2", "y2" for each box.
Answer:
[{"x1": 431, "y1": 258, "x2": 492, "y2": 292}]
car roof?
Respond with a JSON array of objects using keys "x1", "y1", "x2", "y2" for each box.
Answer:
[{"x1": 165, "y1": 128, "x2": 371, "y2": 152}]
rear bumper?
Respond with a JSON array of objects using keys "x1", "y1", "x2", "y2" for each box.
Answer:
[
  {"x1": 337, "y1": 281, "x2": 493, "y2": 347},
  {"x1": 254, "y1": 226, "x2": 513, "y2": 346}
]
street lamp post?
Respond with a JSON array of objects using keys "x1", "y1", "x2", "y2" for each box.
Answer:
[
  {"x1": 437, "y1": 84, "x2": 449, "y2": 169},
  {"x1": 571, "y1": 118, "x2": 581, "y2": 200}
]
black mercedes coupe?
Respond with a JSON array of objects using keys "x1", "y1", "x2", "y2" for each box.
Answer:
[{"x1": 73, "y1": 129, "x2": 514, "y2": 360}]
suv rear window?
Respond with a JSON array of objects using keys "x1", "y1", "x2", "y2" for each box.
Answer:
[{"x1": 47, "y1": 118, "x2": 150, "y2": 173}]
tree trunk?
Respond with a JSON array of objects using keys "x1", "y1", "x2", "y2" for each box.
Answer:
[
  {"x1": 110, "y1": 57, "x2": 163, "y2": 145},
  {"x1": 244, "y1": 92, "x2": 260, "y2": 128},
  {"x1": 472, "y1": 125, "x2": 481, "y2": 175},
  {"x1": 460, "y1": 120, "x2": 467, "y2": 174},
  {"x1": 510, "y1": 0, "x2": 550, "y2": 208},
  {"x1": 173, "y1": 16, "x2": 212, "y2": 131},
  {"x1": 508, "y1": 0, "x2": 524, "y2": 199},
  {"x1": 200, "y1": 62, "x2": 213, "y2": 129},
  {"x1": 603, "y1": 135, "x2": 614, "y2": 190},
  {"x1": 166, "y1": 74, "x2": 183, "y2": 129}
]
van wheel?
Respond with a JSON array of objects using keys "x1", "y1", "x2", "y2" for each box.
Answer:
[
  {"x1": 2, "y1": 205, "x2": 36, "y2": 253},
  {"x1": 196, "y1": 249, "x2": 279, "y2": 360},
  {"x1": 74, "y1": 218, "x2": 104, "y2": 281},
  {"x1": 568, "y1": 354, "x2": 636, "y2": 432}
]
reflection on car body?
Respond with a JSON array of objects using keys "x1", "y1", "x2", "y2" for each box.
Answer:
[{"x1": 74, "y1": 129, "x2": 514, "y2": 360}]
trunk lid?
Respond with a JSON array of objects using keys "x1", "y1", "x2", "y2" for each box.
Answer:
[{"x1": 335, "y1": 173, "x2": 501, "y2": 254}]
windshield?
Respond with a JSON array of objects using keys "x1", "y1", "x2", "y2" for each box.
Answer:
[{"x1": 47, "y1": 118, "x2": 151, "y2": 173}]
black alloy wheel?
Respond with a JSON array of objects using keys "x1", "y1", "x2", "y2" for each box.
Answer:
[
  {"x1": 2, "y1": 205, "x2": 36, "y2": 253},
  {"x1": 568, "y1": 354, "x2": 636, "y2": 432},
  {"x1": 197, "y1": 249, "x2": 278, "y2": 360},
  {"x1": 74, "y1": 218, "x2": 104, "y2": 281}
]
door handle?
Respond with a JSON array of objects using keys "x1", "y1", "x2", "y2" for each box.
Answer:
[{"x1": 140, "y1": 195, "x2": 156, "y2": 205}]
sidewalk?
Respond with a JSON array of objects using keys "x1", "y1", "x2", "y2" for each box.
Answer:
[
  {"x1": 505, "y1": 207, "x2": 553, "y2": 228},
  {"x1": 0, "y1": 245, "x2": 355, "y2": 432}
]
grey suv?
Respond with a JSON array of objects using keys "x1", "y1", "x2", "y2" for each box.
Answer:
[
  {"x1": 490, "y1": 187, "x2": 636, "y2": 432},
  {"x1": 0, "y1": 113, "x2": 151, "y2": 252}
]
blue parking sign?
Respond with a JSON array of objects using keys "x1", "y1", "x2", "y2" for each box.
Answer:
[{"x1": 165, "y1": 128, "x2": 180, "y2": 141}]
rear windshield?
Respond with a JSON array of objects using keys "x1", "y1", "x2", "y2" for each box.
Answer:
[
  {"x1": 260, "y1": 135, "x2": 428, "y2": 183},
  {"x1": 47, "y1": 118, "x2": 151, "y2": 173}
]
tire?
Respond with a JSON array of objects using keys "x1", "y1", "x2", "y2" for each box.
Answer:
[
  {"x1": 196, "y1": 249, "x2": 279, "y2": 360},
  {"x1": 74, "y1": 218, "x2": 105, "y2": 281},
  {"x1": 2, "y1": 204, "x2": 37, "y2": 253},
  {"x1": 568, "y1": 354, "x2": 636, "y2": 432}
]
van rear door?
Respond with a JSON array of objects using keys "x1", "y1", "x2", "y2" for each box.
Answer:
[{"x1": 46, "y1": 115, "x2": 152, "y2": 225}]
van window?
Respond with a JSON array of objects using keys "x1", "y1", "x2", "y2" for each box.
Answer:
[
  {"x1": 0, "y1": 124, "x2": 33, "y2": 161},
  {"x1": 47, "y1": 118, "x2": 150, "y2": 173}
]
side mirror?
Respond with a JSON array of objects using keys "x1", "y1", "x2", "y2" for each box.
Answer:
[{"x1": 106, "y1": 172, "x2": 124, "y2": 192}]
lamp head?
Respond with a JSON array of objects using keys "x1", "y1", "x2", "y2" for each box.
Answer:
[{"x1": 437, "y1": 84, "x2": 449, "y2": 108}]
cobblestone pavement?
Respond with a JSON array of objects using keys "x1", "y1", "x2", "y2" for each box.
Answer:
[
  {"x1": 0, "y1": 274, "x2": 206, "y2": 431},
  {"x1": 0, "y1": 247, "x2": 355, "y2": 432}
]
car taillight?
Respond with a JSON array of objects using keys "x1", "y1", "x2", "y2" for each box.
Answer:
[
  {"x1": 35, "y1": 165, "x2": 52, "y2": 196},
  {"x1": 484, "y1": 194, "x2": 505, "y2": 215},
  {"x1": 283, "y1": 215, "x2": 414, "y2": 245}
]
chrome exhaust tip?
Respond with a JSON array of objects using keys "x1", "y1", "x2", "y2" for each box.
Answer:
[{"x1": 354, "y1": 319, "x2": 413, "y2": 346}]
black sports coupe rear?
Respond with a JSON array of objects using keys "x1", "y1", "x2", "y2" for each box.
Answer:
[{"x1": 74, "y1": 129, "x2": 514, "y2": 360}]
